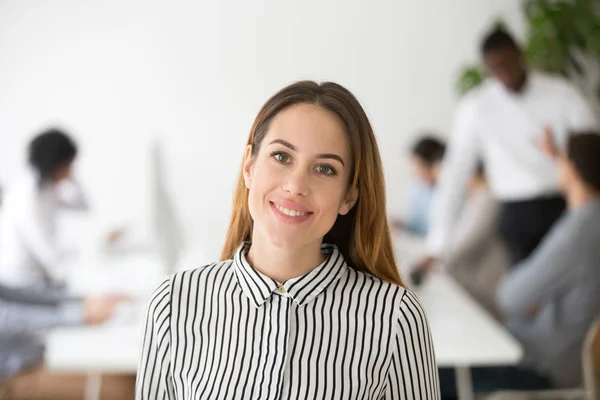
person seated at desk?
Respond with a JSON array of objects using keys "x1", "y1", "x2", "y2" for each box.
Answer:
[
  {"x1": 0, "y1": 128, "x2": 90, "y2": 288},
  {"x1": 442, "y1": 161, "x2": 507, "y2": 319},
  {"x1": 406, "y1": 162, "x2": 508, "y2": 318},
  {"x1": 391, "y1": 135, "x2": 446, "y2": 236},
  {"x1": 497, "y1": 131, "x2": 600, "y2": 390},
  {"x1": 0, "y1": 282, "x2": 135, "y2": 399}
]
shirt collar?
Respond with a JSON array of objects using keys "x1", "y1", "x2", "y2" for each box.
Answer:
[
  {"x1": 493, "y1": 70, "x2": 537, "y2": 98},
  {"x1": 232, "y1": 242, "x2": 348, "y2": 308}
]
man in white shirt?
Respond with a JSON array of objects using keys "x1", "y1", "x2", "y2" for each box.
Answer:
[{"x1": 417, "y1": 28, "x2": 598, "y2": 275}]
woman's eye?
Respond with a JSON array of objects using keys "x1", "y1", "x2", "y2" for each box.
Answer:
[
  {"x1": 272, "y1": 151, "x2": 291, "y2": 163},
  {"x1": 316, "y1": 164, "x2": 336, "y2": 176}
]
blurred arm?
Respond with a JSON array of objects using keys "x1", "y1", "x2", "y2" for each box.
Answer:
[
  {"x1": 0, "y1": 282, "x2": 80, "y2": 306},
  {"x1": 14, "y1": 198, "x2": 60, "y2": 281},
  {"x1": 0, "y1": 297, "x2": 83, "y2": 335},
  {"x1": 497, "y1": 214, "x2": 576, "y2": 316},
  {"x1": 426, "y1": 99, "x2": 481, "y2": 256},
  {"x1": 444, "y1": 193, "x2": 499, "y2": 272}
]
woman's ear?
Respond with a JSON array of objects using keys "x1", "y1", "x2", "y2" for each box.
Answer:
[
  {"x1": 339, "y1": 187, "x2": 359, "y2": 215},
  {"x1": 242, "y1": 145, "x2": 255, "y2": 189}
]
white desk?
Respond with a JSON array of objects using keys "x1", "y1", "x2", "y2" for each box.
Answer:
[
  {"x1": 47, "y1": 250, "x2": 522, "y2": 400},
  {"x1": 46, "y1": 325, "x2": 142, "y2": 373},
  {"x1": 45, "y1": 251, "x2": 166, "y2": 400},
  {"x1": 394, "y1": 234, "x2": 522, "y2": 399},
  {"x1": 420, "y1": 272, "x2": 522, "y2": 367},
  {"x1": 417, "y1": 272, "x2": 522, "y2": 399},
  {"x1": 46, "y1": 324, "x2": 144, "y2": 400}
]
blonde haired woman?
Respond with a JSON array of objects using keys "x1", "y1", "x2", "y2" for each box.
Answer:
[{"x1": 136, "y1": 81, "x2": 440, "y2": 399}]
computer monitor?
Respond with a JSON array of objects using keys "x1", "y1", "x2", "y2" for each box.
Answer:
[{"x1": 150, "y1": 140, "x2": 185, "y2": 274}]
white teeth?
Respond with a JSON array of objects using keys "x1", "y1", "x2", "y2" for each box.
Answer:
[{"x1": 274, "y1": 204, "x2": 308, "y2": 217}]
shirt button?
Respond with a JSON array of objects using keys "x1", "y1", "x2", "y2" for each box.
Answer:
[{"x1": 278, "y1": 285, "x2": 286, "y2": 294}]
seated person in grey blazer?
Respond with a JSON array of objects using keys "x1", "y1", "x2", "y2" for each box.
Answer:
[
  {"x1": 498, "y1": 131, "x2": 600, "y2": 389},
  {"x1": 444, "y1": 161, "x2": 508, "y2": 320},
  {"x1": 0, "y1": 283, "x2": 134, "y2": 399}
]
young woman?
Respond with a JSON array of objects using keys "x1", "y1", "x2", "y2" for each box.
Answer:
[
  {"x1": 136, "y1": 81, "x2": 440, "y2": 399},
  {"x1": 0, "y1": 129, "x2": 89, "y2": 288}
]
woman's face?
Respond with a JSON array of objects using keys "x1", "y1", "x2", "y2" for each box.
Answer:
[
  {"x1": 243, "y1": 103, "x2": 357, "y2": 250},
  {"x1": 51, "y1": 161, "x2": 73, "y2": 183},
  {"x1": 409, "y1": 156, "x2": 438, "y2": 186}
]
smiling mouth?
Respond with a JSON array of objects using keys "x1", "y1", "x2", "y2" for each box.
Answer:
[{"x1": 271, "y1": 202, "x2": 312, "y2": 217}]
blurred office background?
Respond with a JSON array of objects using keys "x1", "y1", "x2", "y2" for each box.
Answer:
[
  {"x1": 1, "y1": 1, "x2": 599, "y2": 399},
  {"x1": 0, "y1": 0, "x2": 530, "y2": 259}
]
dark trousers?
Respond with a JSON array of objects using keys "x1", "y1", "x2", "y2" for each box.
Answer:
[
  {"x1": 439, "y1": 366, "x2": 553, "y2": 399},
  {"x1": 498, "y1": 195, "x2": 566, "y2": 265}
]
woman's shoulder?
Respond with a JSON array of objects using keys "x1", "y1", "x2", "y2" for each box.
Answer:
[
  {"x1": 173, "y1": 259, "x2": 234, "y2": 281},
  {"x1": 344, "y1": 268, "x2": 430, "y2": 330},
  {"x1": 148, "y1": 260, "x2": 234, "y2": 301},
  {"x1": 345, "y1": 268, "x2": 416, "y2": 307},
  {"x1": 346, "y1": 266, "x2": 403, "y2": 288}
]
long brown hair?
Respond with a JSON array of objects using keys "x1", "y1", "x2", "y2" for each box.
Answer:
[{"x1": 221, "y1": 81, "x2": 404, "y2": 287}]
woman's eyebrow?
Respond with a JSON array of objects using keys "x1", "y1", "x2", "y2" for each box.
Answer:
[
  {"x1": 317, "y1": 153, "x2": 344, "y2": 166},
  {"x1": 269, "y1": 139, "x2": 345, "y2": 166},
  {"x1": 269, "y1": 139, "x2": 296, "y2": 150}
]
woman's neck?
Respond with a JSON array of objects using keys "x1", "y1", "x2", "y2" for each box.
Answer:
[{"x1": 247, "y1": 233, "x2": 326, "y2": 283}]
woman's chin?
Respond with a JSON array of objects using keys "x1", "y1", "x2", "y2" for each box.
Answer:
[
  {"x1": 265, "y1": 234, "x2": 304, "y2": 249},
  {"x1": 261, "y1": 228, "x2": 318, "y2": 250}
]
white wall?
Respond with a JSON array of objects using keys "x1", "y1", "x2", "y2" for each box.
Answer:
[{"x1": 0, "y1": 0, "x2": 524, "y2": 261}]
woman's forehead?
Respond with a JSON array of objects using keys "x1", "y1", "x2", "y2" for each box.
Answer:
[{"x1": 264, "y1": 104, "x2": 350, "y2": 157}]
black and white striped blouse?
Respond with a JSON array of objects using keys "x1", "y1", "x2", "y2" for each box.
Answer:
[{"x1": 136, "y1": 243, "x2": 440, "y2": 399}]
